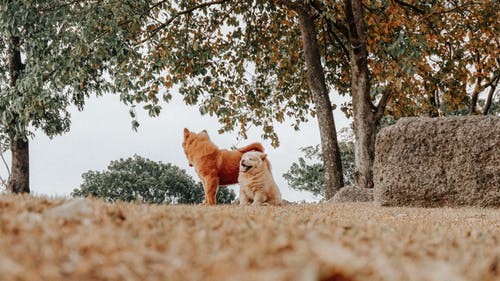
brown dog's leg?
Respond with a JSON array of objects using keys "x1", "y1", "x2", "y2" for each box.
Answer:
[{"x1": 204, "y1": 176, "x2": 219, "y2": 205}]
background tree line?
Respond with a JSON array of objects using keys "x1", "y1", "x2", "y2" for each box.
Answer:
[
  {"x1": 1, "y1": 0, "x2": 498, "y2": 199},
  {"x1": 71, "y1": 155, "x2": 235, "y2": 204}
]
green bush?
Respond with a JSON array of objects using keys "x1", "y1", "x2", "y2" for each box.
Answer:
[{"x1": 71, "y1": 155, "x2": 235, "y2": 204}]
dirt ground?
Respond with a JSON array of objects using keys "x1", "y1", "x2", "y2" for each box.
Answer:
[{"x1": 0, "y1": 194, "x2": 498, "y2": 281}]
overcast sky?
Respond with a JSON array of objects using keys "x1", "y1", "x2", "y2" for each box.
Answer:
[{"x1": 3, "y1": 93, "x2": 351, "y2": 202}]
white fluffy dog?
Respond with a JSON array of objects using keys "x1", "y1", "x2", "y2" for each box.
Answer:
[{"x1": 238, "y1": 151, "x2": 281, "y2": 205}]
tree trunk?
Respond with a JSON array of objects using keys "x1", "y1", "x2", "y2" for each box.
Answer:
[
  {"x1": 295, "y1": 4, "x2": 344, "y2": 199},
  {"x1": 7, "y1": 35, "x2": 30, "y2": 193},
  {"x1": 7, "y1": 137, "x2": 30, "y2": 193},
  {"x1": 345, "y1": 0, "x2": 376, "y2": 189}
]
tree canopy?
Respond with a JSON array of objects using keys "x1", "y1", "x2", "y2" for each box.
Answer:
[
  {"x1": 115, "y1": 0, "x2": 498, "y2": 138},
  {"x1": 0, "y1": 0, "x2": 159, "y2": 140},
  {"x1": 71, "y1": 155, "x2": 236, "y2": 204},
  {"x1": 0, "y1": 0, "x2": 170, "y2": 192}
]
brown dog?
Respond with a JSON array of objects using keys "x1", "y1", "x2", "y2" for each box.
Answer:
[{"x1": 182, "y1": 128, "x2": 265, "y2": 205}]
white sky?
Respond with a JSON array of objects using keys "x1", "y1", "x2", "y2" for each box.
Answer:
[{"x1": 5, "y1": 93, "x2": 351, "y2": 202}]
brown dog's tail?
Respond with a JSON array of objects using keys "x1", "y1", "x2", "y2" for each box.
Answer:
[{"x1": 236, "y1": 142, "x2": 264, "y2": 153}]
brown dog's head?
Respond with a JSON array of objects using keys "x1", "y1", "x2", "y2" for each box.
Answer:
[{"x1": 182, "y1": 128, "x2": 209, "y2": 166}]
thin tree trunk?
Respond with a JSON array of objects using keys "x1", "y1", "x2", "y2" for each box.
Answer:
[
  {"x1": 345, "y1": 0, "x2": 376, "y2": 189},
  {"x1": 7, "y1": 35, "x2": 30, "y2": 193},
  {"x1": 482, "y1": 76, "x2": 498, "y2": 115},
  {"x1": 294, "y1": 3, "x2": 344, "y2": 199},
  {"x1": 469, "y1": 76, "x2": 482, "y2": 115},
  {"x1": 429, "y1": 90, "x2": 440, "y2": 117}
]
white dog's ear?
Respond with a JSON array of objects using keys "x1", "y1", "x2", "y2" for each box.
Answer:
[{"x1": 260, "y1": 153, "x2": 267, "y2": 160}]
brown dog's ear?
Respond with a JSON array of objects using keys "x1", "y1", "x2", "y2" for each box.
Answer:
[
  {"x1": 200, "y1": 129, "x2": 208, "y2": 135},
  {"x1": 183, "y1": 128, "x2": 190, "y2": 137},
  {"x1": 260, "y1": 153, "x2": 267, "y2": 160}
]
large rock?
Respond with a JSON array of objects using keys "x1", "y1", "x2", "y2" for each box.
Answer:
[{"x1": 374, "y1": 116, "x2": 500, "y2": 207}]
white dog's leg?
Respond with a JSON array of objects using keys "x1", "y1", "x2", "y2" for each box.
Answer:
[
  {"x1": 239, "y1": 190, "x2": 251, "y2": 205},
  {"x1": 252, "y1": 192, "x2": 267, "y2": 205}
]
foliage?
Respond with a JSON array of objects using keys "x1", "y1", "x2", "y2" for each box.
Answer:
[
  {"x1": 361, "y1": 0, "x2": 500, "y2": 118},
  {"x1": 283, "y1": 145, "x2": 324, "y2": 196},
  {"x1": 124, "y1": 1, "x2": 309, "y2": 146},
  {"x1": 71, "y1": 155, "x2": 235, "y2": 204},
  {"x1": 283, "y1": 141, "x2": 355, "y2": 197},
  {"x1": 63, "y1": 0, "x2": 497, "y2": 145},
  {"x1": 0, "y1": 0, "x2": 164, "y2": 143},
  {"x1": 484, "y1": 98, "x2": 500, "y2": 116}
]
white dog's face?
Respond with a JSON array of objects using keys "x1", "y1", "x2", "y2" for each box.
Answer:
[{"x1": 240, "y1": 151, "x2": 267, "y2": 173}]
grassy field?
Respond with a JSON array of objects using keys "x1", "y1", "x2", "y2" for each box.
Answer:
[{"x1": 0, "y1": 194, "x2": 498, "y2": 281}]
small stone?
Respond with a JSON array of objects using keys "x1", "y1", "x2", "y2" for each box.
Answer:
[
  {"x1": 329, "y1": 185, "x2": 373, "y2": 203},
  {"x1": 43, "y1": 198, "x2": 93, "y2": 221}
]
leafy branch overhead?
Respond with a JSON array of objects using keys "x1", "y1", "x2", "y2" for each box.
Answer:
[
  {"x1": 123, "y1": 0, "x2": 312, "y2": 146},
  {"x1": 118, "y1": 0, "x2": 498, "y2": 143},
  {"x1": 1, "y1": 1, "x2": 150, "y2": 139},
  {"x1": 3, "y1": 0, "x2": 496, "y2": 142}
]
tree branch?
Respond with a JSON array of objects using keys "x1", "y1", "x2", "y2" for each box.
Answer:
[
  {"x1": 374, "y1": 87, "x2": 391, "y2": 123},
  {"x1": 482, "y1": 75, "x2": 499, "y2": 115},
  {"x1": 37, "y1": 0, "x2": 85, "y2": 13},
  {"x1": 469, "y1": 74, "x2": 483, "y2": 115},
  {"x1": 142, "y1": 0, "x2": 234, "y2": 42},
  {"x1": 326, "y1": 21, "x2": 349, "y2": 60},
  {"x1": 393, "y1": 0, "x2": 426, "y2": 14},
  {"x1": 89, "y1": 0, "x2": 234, "y2": 46},
  {"x1": 276, "y1": 0, "x2": 302, "y2": 10},
  {"x1": 0, "y1": 143, "x2": 10, "y2": 189},
  {"x1": 1, "y1": 152, "x2": 9, "y2": 176}
]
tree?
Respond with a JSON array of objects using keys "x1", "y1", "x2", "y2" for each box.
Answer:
[
  {"x1": 283, "y1": 129, "x2": 355, "y2": 198},
  {"x1": 308, "y1": 0, "x2": 499, "y2": 188},
  {"x1": 96, "y1": 0, "x2": 344, "y2": 198},
  {"x1": 376, "y1": 1, "x2": 499, "y2": 119},
  {"x1": 0, "y1": 1, "x2": 161, "y2": 193},
  {"x1": 280, "y1": 1, "x2": 344, "y2": 198},
  {"x1": 71, "y1": 155, "x2": 235, "y2": 204},
  {"x1": 125, "y1": 0, "x2": 498, "y2": 193},
  {"x1": 343, "y1": 0, "x2": 380, "y2": 189},
  {"x1": 423, "y1": 1, "x2": 499, "y2": 117}
]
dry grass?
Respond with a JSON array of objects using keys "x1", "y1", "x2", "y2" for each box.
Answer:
[{"x1": 0, "y1": 194, "x2": 498, "y2": 281}]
